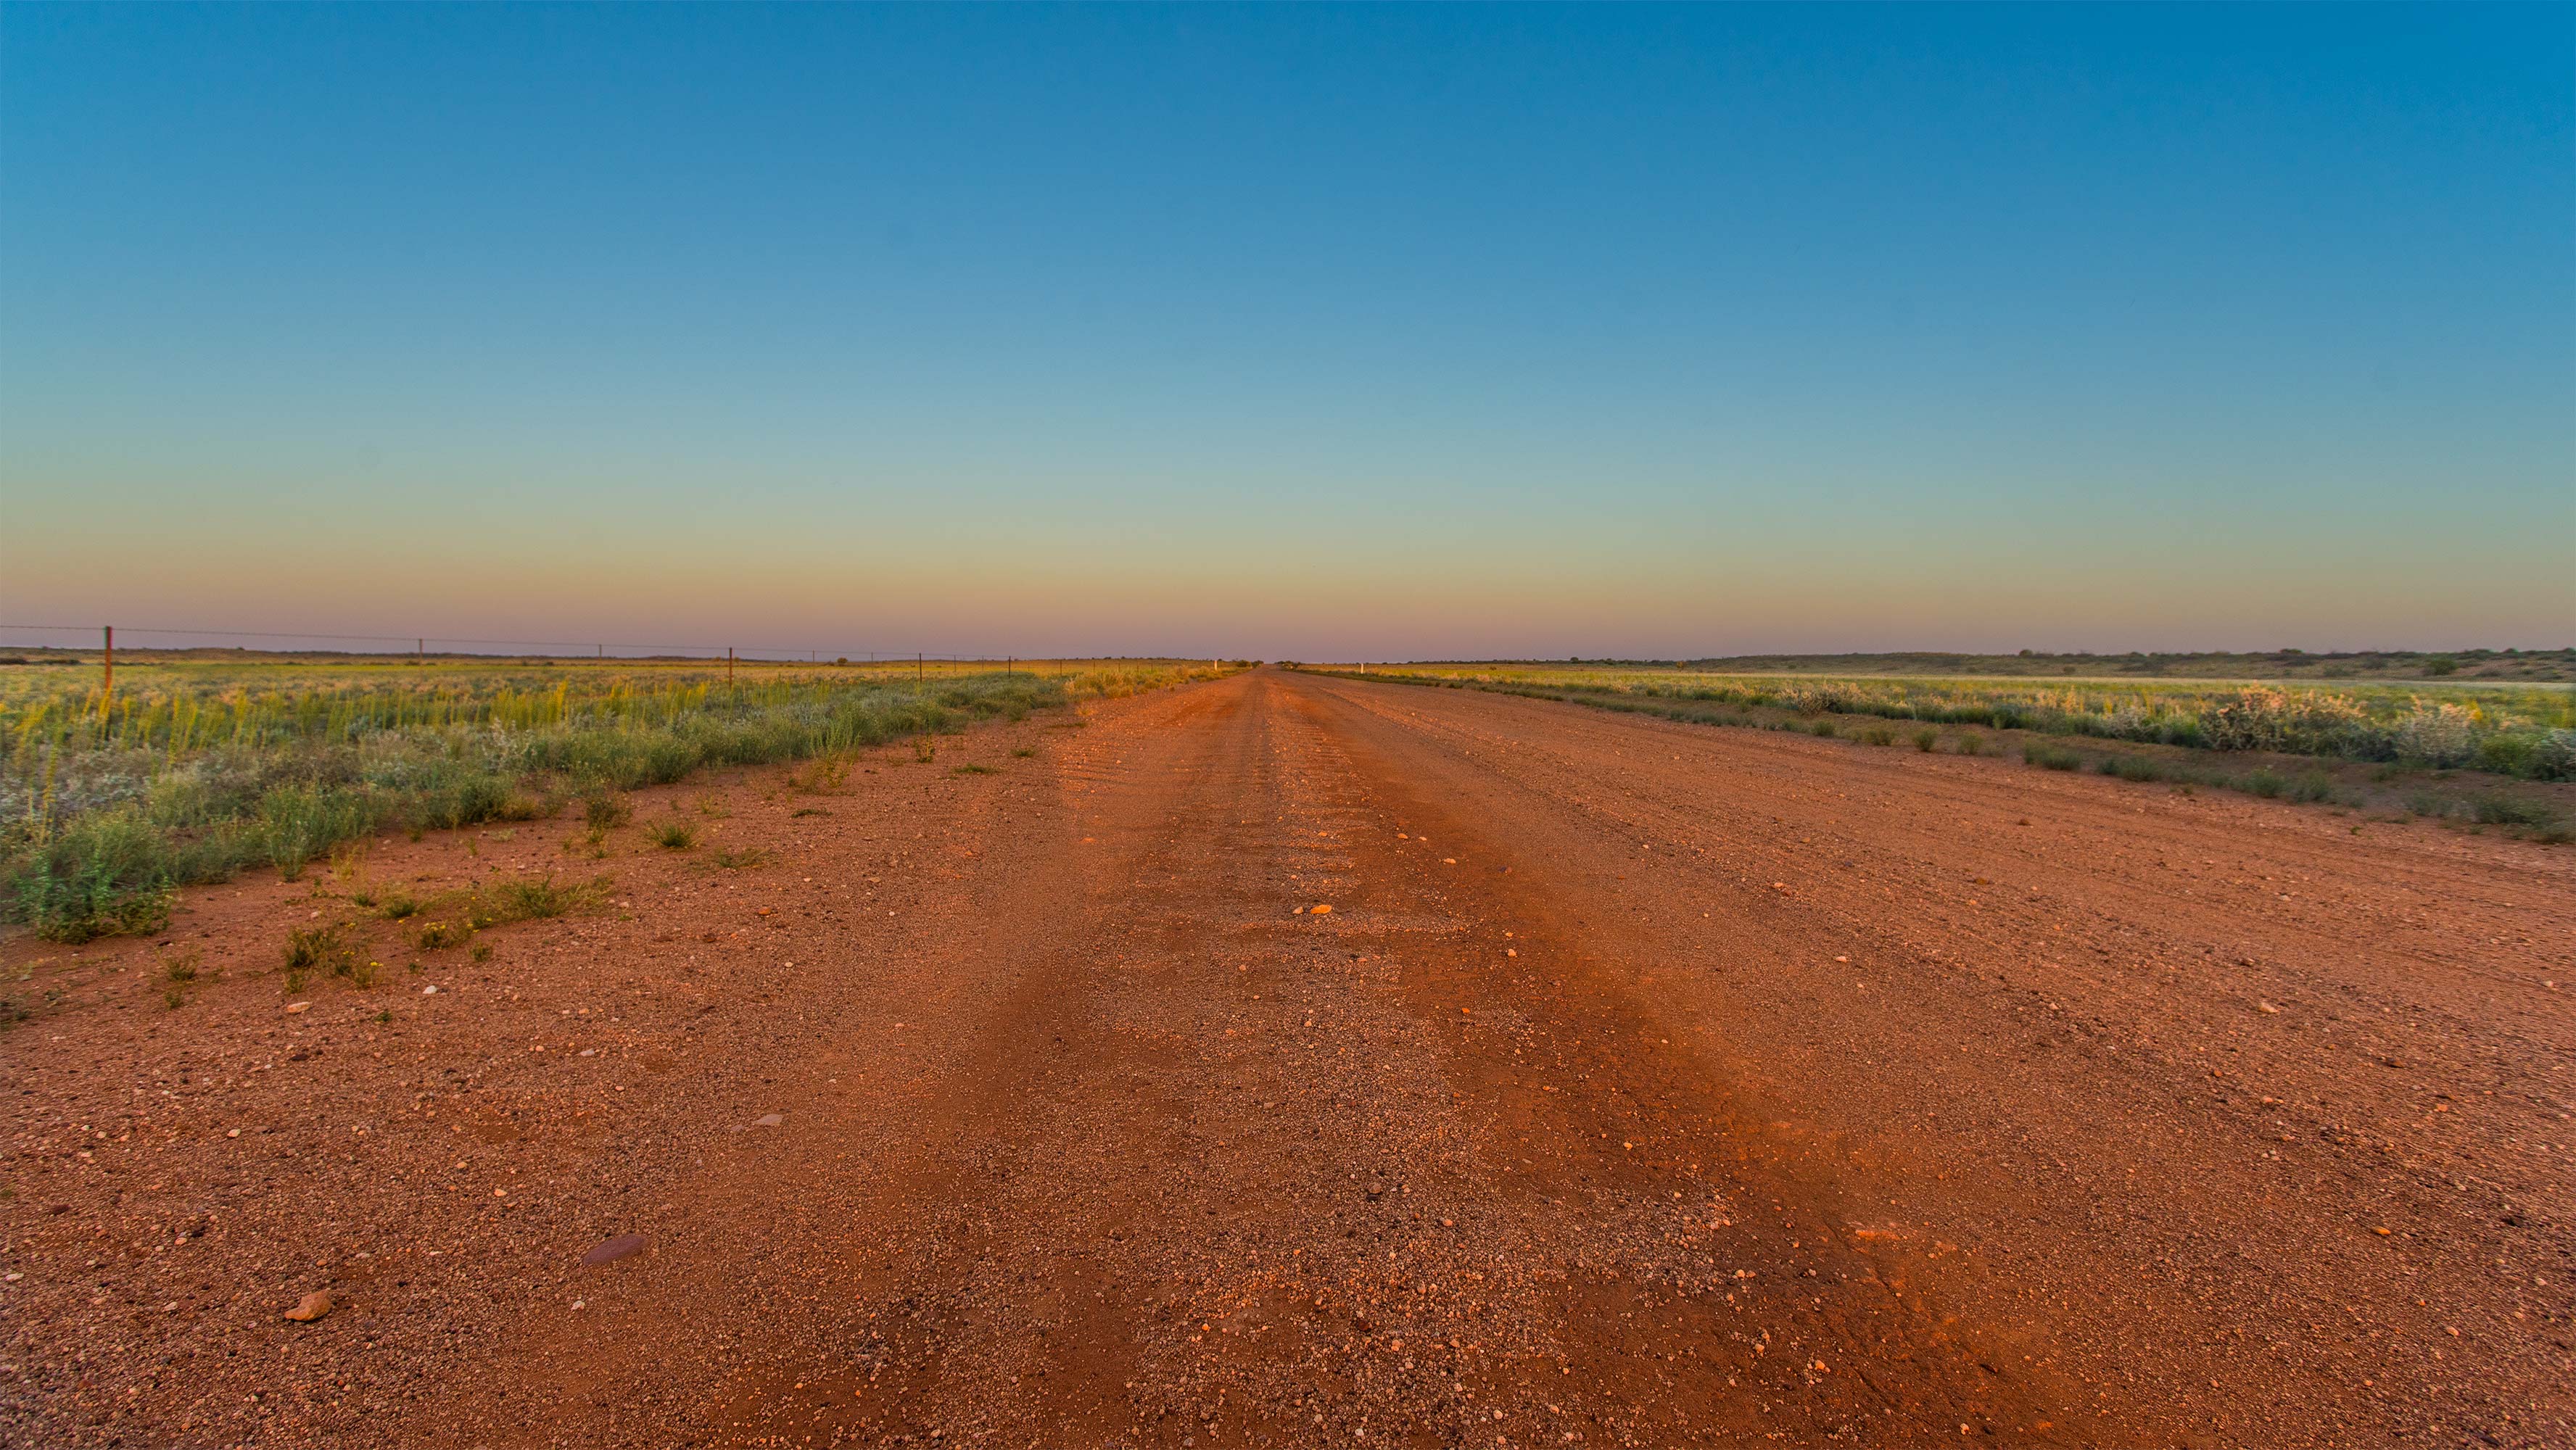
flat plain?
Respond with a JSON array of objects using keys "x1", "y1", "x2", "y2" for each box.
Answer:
[{"x1": 3, "y1": 667, "x2": 2570, "y2": 1448}]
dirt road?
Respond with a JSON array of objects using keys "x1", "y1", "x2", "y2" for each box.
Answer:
[{"x1": 6, "y1": 668, "x2": 2570, "y2": 1448}]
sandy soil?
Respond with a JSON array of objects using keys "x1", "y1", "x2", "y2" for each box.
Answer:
[{"x1": 4, "y1": 668, "x2": 2569, "y2": 1449}]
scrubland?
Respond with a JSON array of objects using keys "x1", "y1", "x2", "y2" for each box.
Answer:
[
  {"x1": 1293, "y1": 662, "x2": 2576, "y2": 838},
  {"x1": 1, "y1": 654, "x2": 1239, "y2": 942}
]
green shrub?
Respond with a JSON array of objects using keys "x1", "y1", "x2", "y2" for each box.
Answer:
[
  {"x1": 582, "y1": 792, "x2": 632, "y2": 832},
  {"x1": 7, "y1": 811, "x2": 176, "y2": 942},
  {"x1": 260, "y1": 785, "x2": 380, "y2": 880},
  {"x1": 2472, "y1": 794, "x2": 2558, "y2": 829},
  {"x1": 653, "y1": 821, "x2": 697, "y2": 850},
  {"x1": 2024, "y1": 744, "x2": 2081, "y2": 771}
]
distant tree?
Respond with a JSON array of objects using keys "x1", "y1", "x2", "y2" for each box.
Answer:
[{"x1": 2424, "y1": 655, "x2": 2459, "y2": 676}]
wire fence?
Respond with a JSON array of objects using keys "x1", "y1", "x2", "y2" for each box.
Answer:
[{"x1": 0, "y1": 621, "x2": 1050, "y2": 668}]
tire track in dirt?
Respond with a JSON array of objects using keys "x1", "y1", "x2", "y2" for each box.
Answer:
[{"x1": 508, "y1": 672, "x2": 2081, "y2": 1446}]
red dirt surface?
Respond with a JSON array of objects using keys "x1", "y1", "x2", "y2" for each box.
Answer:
[{"x1": 4, "y1": 668, "x2": 2569, "y2": 1448}]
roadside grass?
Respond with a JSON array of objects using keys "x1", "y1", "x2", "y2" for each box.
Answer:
[
  {"x1": 1310, "y1": 666, "x2": 2572, "y2": 842},
  {"x1": 4, "y1": 656, "x2": 1236, "y2": 941},
  {"x1": 653, "y1": 821, "x2": 698, "y2": 850},
  {"x1": 1311, "y1": 663, "x2": 2576, "y2": 777}
]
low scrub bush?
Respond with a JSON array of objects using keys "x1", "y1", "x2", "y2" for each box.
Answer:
[
  {"x1": 7, "y1": 811, "x2": 176, "y2": 942},
  {"x1": 261, "y1": 785, "x2": 381, "y2": 880},
  {"x1": 2023, "y1": 744, "x2": 2081, "y2": 771},
  {"x1": 2471, "y1": 794, "x2": 2559, "y2": 829}
]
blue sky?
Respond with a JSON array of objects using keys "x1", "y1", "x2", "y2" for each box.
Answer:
[{"x1": 4, "y1": 4, "x2": 2569, "y2": 659}]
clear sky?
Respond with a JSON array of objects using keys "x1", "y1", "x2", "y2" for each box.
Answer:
[{"x1": 4, "y1": 4, "x2": 2569, "y2": 660}]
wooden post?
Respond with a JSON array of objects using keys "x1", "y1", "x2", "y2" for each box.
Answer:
[
  {"x1": 416, "y1": 637, "x2": 424, "y2": 665},
  {"x1": 100, "y1": 625, "x2": 113, "y2": 722},
  {"x1": 728, "y1": 647, "x2": 735, "y2": 686},
  {"x1": 917, "y1": 652, "x2": 923, "y2": 684}
]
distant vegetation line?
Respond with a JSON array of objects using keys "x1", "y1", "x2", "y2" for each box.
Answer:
[{"x1": 1396, "y1": 648, "x2": 2576, "y2": 684}]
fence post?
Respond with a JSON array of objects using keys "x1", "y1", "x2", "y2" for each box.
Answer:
[
  {"x1": 100, "y1": 625, "x2": 113, "y2": 722},
  {"x1": 917, "y1": 652, "x2": 923, "y2": 684},
  {"x1": 416, "y1": 637, "x2": 424, "y2": 666},
  {"x1": 728, "y1": 647, "x2": 735, "y2": 686}
]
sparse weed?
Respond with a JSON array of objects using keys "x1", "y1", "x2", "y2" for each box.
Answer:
[
  {"x1": 712, "y1": 847, "x2": 773, "y2": 869},
  {"x1": 1011, "y1": 746, "x2": 1036, "y2": 758},
  {"x1": 1912, "y1": 729, "x2": 1939, "y2": 752},
  {"x1": 2024, "y1": 744, "x2": 2081, "y2": 771},
  {"x1": 1954, "y1": 732, "x2": 1986, "y2": 756},
  {"x1": 790, "y1": 755, "x2": 851, "y2": 793},
  {"x1": 283, "y1": 921, "x2": 360, "y2": 992},
  {"x1": 790, "y1": 806, "x2": 829, "y2": 818},
  {"x1": 415, "y1": 919, "x2": 472, "y2": 951},
  {"x1": 654, "y1": 821, "x2": 698, "y2": 850},
  {"x1": 159, "y1": 949, "x2": 202, "y2": 1008},
  {"x1": 1858, "y1": 725, "x2": 1895, "y2": 747},
  {"x1": 914, "y1": 739, "x2": 938, "y2": 763},
  {"x1": 483, "y1": 873, "x2": 613, "y2": 922},
  {"x1": 951, "y1": 763, "x2": 997, "y2": 776},
  {"x1": 582, "y1": 792, "x2": 632, "y2": 832}
]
